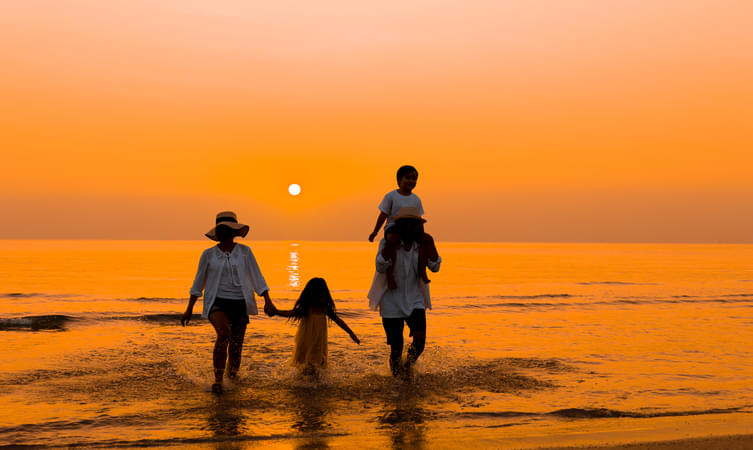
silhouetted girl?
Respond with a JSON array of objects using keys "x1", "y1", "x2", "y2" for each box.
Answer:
[{"x1": 273, "y1": 278, "x2": 360, "y2": 377}]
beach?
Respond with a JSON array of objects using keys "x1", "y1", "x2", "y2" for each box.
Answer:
[{"x1": 1, "y1": 240, "x2": 752, "y2": 448}]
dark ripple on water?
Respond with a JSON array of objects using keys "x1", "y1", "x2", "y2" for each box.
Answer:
[
  {"x1": 0, "y1": 292, "x2": 79, "y2": 299},
  {"x1": 0, "y1": 315, "x2": 74, "y2": 331}
]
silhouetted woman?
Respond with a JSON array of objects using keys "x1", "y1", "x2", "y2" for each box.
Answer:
[{"x1": 181, "y1": 211, "x2": 277, "y2": 394}]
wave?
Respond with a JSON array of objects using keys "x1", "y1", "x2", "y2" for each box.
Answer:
[
  {"x1": 457, "y1": 406, "x2": 749, "y2": 421},
  {"x1": 0, "y1": 292, "x2": 42, "y2": 298},
  {"x1": 1, "y1": 435, "x2": 348, "y2": 449},
  {"x1": 548, "y1": 406, "x2": 748, "y2": 419},
  {"x1": 0, "y1": 315, "x2": 74, "y2": 331},
  {"x1": 0, "y1": 292, "x2": 77, "y2": 299},
  {"x1": 127, "y1": 297, "x2": 185, "y2": 302},
  {"x1": 443, "y1": 294, "x2": 571, "y2": 301},
  {"x1": 442, "y1": 292, "x2": 753, "y2": 310},
  {"x1": 131, "y1": 313, "x2": 185, "y2": 323}
]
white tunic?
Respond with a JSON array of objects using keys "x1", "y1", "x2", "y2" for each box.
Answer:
[
  {"x1": 367, "y1": 239, "x2": 441, "y2": 317},
  {"x1": 190, "y1": 244, "x2": 269, "y2": 318}
]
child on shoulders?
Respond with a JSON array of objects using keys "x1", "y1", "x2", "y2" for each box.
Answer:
[{"x1": 368, "y1": 165, "x2": 437, "y2": 288}]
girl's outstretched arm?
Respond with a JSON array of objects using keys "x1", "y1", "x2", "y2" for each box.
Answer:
[
  {"x1": 274, "y1": 309, "x2": 294, "y2": 318},
  {"x1": 331, "y1": 313, "x2": 360, "y2": 344}
]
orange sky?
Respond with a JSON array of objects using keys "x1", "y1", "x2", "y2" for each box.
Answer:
[{"x1": 1, "y1": 0, "x2": 752, "y2": 242}]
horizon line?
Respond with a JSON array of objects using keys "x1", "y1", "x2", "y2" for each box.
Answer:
[{"x1": 1, "y1": 238, "x2": 752, "y2": 245}]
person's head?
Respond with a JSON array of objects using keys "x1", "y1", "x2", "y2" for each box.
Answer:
[
  {"x1": 215, "y1": 225, "x2": 236, "y2": 243},
  {"x1": 205, "y1": 211, "x2": 249, "y2": 242},
  {"x1": 396, "y1": 165, "x2": 418, "y2": 193},
  {"x1": 291, "y1": 277, "x2": 336, "y2": 320},
  {"x1": 393, "y1": 206, "x2": 426, "y2": 244}
]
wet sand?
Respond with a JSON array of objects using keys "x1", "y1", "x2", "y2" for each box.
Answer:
[{"x1": 546, "y1": 434, "x2": 753, "y2": 449}]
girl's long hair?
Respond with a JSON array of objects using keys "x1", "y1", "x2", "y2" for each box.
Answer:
[{"x1": 289, "y1": 277, "x2": 336, "y2": 321}]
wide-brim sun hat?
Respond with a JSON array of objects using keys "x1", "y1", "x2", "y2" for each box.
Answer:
[
  {"x1": 394, "y1": 206, "x2": 426, "y2": 223},
  {"x1": 205, "y1": 211, "x2": 250, "y2": 241}
]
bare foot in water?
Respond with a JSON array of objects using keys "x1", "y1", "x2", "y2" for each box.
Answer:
[{"x1": 211, "y1": 383, "x2": 223, "y2": 395}]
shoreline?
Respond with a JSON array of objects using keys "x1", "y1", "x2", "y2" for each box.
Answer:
[{"x1": 543, "y1": 434, "x2": 753, "y2": 449}]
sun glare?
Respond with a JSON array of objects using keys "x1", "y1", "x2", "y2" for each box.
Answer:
[{"x1": 288, "y1": 184, "x2": 301, "y2": 196}]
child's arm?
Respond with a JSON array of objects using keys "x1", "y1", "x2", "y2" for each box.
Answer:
[
  {"x1": 330, "y1": 313, "x2": 360, "y2": 344},
  {"x1": 368, "y1": 212, "x2": 388, "y2": 242},
  {"x1": 272, "y1": 308, "x2": 294, "y2": 318}
]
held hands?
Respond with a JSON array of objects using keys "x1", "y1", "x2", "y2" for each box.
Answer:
[{"x1": 264, "y1": 301, "x2": 278, "y2": 317}]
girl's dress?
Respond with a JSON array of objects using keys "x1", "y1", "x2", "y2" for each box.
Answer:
[{"x1": 292, "y1": 312, "x2": 328, "y2": 369}]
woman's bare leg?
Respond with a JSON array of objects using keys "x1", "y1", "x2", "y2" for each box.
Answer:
[
  {"x1": 227, "y1": 322, "x2": 247, "y2": 379},
  {"x1": 209, "y1": 311, "x2": 231, "y2": 386}
]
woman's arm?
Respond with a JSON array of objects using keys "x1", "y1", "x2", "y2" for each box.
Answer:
[
  {"x1": 181, "y1": 294, "x2": 199, "y2": 326},
  {"x1": 189, "y1": 251, "x2": 208, "y2": 298},
  {"x1": 184, "y1": 252, "x2": 208, "y2": 326},
  {"x1": 260, "y1": 290, "x2": 277, "y2": 316},
  {"x1": 331, "y1": 313, "x2": 360, "y2": 344}
]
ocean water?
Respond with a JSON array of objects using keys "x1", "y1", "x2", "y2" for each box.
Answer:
[{"x1": 1, "y1": 240, "x2": 752, "y2": 448}]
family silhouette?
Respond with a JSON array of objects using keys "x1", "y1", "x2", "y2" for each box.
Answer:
[{"x1": 182, "y1": 165, "x2": 442, "y2": 393}]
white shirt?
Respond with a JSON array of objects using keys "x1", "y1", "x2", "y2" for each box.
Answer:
[
  {"x1": 379, "y1": 190, "x2": 424, "y2": 230},
  {"x1": 367, "y1": 239, "x2": 441, "y2": 317},
  {"x1": 216, "y1": 251, "x2": 245, "y2": 300},
  {"x1": 190, "y1": 244, "x2": 269, "y2": 318}
]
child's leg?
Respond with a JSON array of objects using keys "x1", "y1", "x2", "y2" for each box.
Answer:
[
  {"x1": 418, "y1": 232, "x2": 437, "y2": 284},
  {"x1": 383, "y1": 230, "x2": 400, "y2": 290}
]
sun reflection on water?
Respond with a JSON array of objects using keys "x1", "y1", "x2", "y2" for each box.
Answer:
[{"x1": 287, "y1": 243, "x2": 300, "y2": 289}]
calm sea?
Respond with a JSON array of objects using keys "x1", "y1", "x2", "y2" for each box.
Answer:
[{"x1": 1, "y1": 240, "x2": 752, "y2": 448}]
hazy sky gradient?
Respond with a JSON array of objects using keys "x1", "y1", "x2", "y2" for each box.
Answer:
[{"x1": 2, "y1": 1, "x2": 752, "y2": 241}]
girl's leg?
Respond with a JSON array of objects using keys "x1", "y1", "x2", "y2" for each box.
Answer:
[
  {"x1": 382, "y1": 317, "x2": 405, "y2": 376},
  {"x1": 227, "y1": 322, "x2": 247, "y2": 379},
  {"x1": 209, "y1": 310, "x2": 232, "y2": 386}
]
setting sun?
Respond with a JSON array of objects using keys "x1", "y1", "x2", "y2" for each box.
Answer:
[{"x1": 288, "y1": 184, "x2": 301, "y2": 196}]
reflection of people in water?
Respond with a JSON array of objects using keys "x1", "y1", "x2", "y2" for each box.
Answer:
[
  {"x1": 181, "y1": 211, "x2": 277, "y2": 394},
  {"x1": 206, "y1": 399, "x2": 246, "y2": 438},
  {"x1": 272, "y1": 278, "x2": 360, "y2": 379},
  {"x1": 378, "y1": 386, "x2": 428, "y2": 449},
  {"x1": 369, "y1": 207, "x2": 441, "y2": 377},
  {"x1": 289, "y1": 385, "x2": 336, "y2": 449}
]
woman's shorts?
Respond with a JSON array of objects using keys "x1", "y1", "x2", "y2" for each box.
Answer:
[{"x1": 209, "y1": 297, "x2": 249, "y2": 325}]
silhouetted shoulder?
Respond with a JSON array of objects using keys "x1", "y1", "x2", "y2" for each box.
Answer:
[{"x1": 236, "y1": 243, "x2": 251, "y2": 252}]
